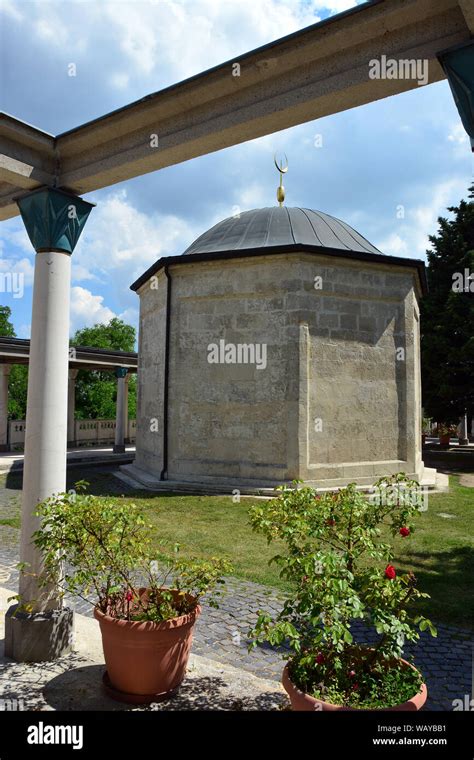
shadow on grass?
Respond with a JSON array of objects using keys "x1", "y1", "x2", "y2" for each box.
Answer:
[
  {"x1": 395, "y1": 545, "x2": 474, "y2": 632},
  {"x1": 4, "y1": 465, "x2": 140, "y2": 498},
  {"x1": 422, "y1": 452, "x2": 474, "y2": 473}
]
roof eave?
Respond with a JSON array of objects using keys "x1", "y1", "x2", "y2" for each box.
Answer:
[{"x1": 130, "y1": 245, "x2": 428, "y2": 296}]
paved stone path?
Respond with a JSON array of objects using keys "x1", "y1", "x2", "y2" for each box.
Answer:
[{"x1": 0, "y1": 470, "x2": 472, "y2": 711}]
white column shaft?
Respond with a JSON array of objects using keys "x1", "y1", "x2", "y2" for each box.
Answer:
[
  {"x1": 0, "y1": 365, "x2": 11, "y2": 449},
  {"x1": 459, "y1": 413, "x2": 468, "y2": 444},
  {"x1": 115, "y1": 376, "x2": 126, "y2": 448},
  {"x1": 67, "y1": 369, "x2": 78, "y2": 444},
  {"x1": 19, "y1": 250, "x2": 71, "y2": 610},
  {"x1": 123, "y1": 376, "x2": 129, "y2": 440}
]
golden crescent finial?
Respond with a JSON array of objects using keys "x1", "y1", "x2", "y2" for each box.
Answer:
[
  {"x1": 274, "y1": 153, "x2": 288, "y2": 206},
  {"x1": 274, "y1": 153, "x2": 288, "y2": 173}
]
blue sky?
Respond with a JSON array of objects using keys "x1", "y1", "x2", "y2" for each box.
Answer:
[{"x1": 1, "y1": 0, "x2": 472, "y2": 341}]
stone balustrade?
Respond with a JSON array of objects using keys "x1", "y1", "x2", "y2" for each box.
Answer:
[{"x1": 7, "y1": 419, "x2": 136, "y2": 450}]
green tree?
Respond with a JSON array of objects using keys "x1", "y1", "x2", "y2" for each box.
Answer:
[
  {"x1": 71, "y1": 317, "x2": 135, "y2": 352},
  {"x1": 71, "y1": 317, "x2": 137, "y2": 420},
  {"x1": 0, "y1": 305, "x2": 16, "y2": 337},
  {"x1": 0, "y1": 305, "x2": 28, "y2": 418},
  {"x1": 8, "y1": 364, "x2": 29, "y2": 419},
  {"x1": 420, "y1": 184, "x2": 474, "y2": 423}
]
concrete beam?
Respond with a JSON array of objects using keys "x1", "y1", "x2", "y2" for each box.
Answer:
[
  {"x1": 0, "y1": 114, "x2": 56, "y2": 219},
  {"x1": 0, "y1": 0, "x2": 472, "y2": 220},
  {"x1": 0, "y1": 338, "x2": 138, "y2": 372},
  {"x1": 458, "y1": 0, "x2": 474, "y2": 32},
  {"x1": 0, "y1": 154, "x2": 53, "y2": 189}
]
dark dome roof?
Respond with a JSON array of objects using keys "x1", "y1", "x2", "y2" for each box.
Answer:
[{"x1": 183, "y1": 207, "x2": 382, "y2": 256}]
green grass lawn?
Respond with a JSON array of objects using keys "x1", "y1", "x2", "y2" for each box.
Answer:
[
  {"x1": 2, "y1": 468, "x2": 473, "y2": 630},
  {"x1": 387, "y1": 477, "x2": 474, "y2": 631},
  {"x1": 0, "y1": 517, "x2": 20, "y2": 528},
  {"x1": 137, "y1": 493, "x2": 289, "y2": 590},
  {"x1": 109, "y1": 475, "x2": 473, "y2": 631}
]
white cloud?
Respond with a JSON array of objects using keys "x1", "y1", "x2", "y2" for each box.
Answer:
[
  {"x1": 0, "y1": 188, "x2": 195, "y2": 335},
  {"x1": 0, "y1": 223, "x2": 34, "y2": 255},
  {"x1": 9, "y1": 0, "x2": 356, "y2": 92},
  {"x1": 29, "y1": 3, "x2": 88, "y2": 51},
  {"x1": 69, "y1": 287, "x2": 139, "y2": 334},
  {"x1": 100, "y1": 0, "x2": 323, "y2": 82},
  {"x1": 377, "y1": 233, "x2": 409, "y2": 257},
  {"x1": 377, "y1": 178, "x2": 468, "y2": 259},
  {"x1": 76, "y1": 188, "x2": 198, "y2": 283},
  {"x1": 0, "y1": 255, "x2": 35, "y2": 286},
  {"x1": 239, "y1": 181, "x2": 268, "y2": 210},
  {"x1": 71, "y1": 263, "x2": 97, "y2": 283},
  {"x1": 117, "y1": 306, "x2": 139, "y2": 330},
  {"x1": 69, "y1": 286, "x2": 116, "y2": 332},
  {"x1": 319, "y1": 0, "x2": 359, "y2": 10},
  {"x1": 447, "y1": 122, "x2": 471, "y2": 160},
  {"x1": 35, "y1": 18, "x2": 63, "y2": 44},
  {"x1": 110, "y1": 72, "x2": 130, "y2": 90},
  {"x1": 0, "y1": 0, "x2": 23, "y2": 22},
  {"x1": 448, "y1": 123, "x2": 469, "y2": 145},
  {"x1": 17, "y1": 323, "x2": 31, "y2": 338}
]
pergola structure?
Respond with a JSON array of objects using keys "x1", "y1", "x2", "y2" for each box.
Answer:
[
  {"x1": 1, "y1": 0, "x2": 473, "y2": 218},
  {"x1": 0, "y1": 337, "x2": 137, "y2": 453},
  {"x1": 1, "y1": 0, "x2": 473, "y2": 662}
]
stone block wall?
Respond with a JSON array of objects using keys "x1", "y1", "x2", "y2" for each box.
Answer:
[
  {"x1": 134, "y1": 269, "x2": 168, "y2": 477},
  {"x1": 166, "y1": 254, "x2": 299, "y2": 484},
  {"x1": 134, "y1": 251, "x2": 424, "y2": 487},
  {"x1": 294, "y1": 255, "x2": 422, "y2": 485}
]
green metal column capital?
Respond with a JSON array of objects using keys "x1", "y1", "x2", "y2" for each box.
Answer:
[
  {"x1": 114, "y1": 367, "x2": 128, "y2": 379},
  {"x1": 16, "y1": 187, "x2": 95, "y2": 254},
  {"x1": 438, "y1": 39, "x2": 474, "y2": 153}
]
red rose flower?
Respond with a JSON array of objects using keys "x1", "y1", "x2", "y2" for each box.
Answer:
[
  {"x1": 399, "y1": 527, "x2": 410, "y2": 537},
  {"x1": 315, "y1": 653, "x2": 325, "y2": 665},
  {"x1": 125, "y1": 590, "x2": 133, "y2": 602},
  {"x1": 349, "y1": 670, "x2": 356, "y2": 679},
  {"x1": 384, "y1": 564, "x2": 396, "y2": 580},
  {"x1": 326, "y1": 518, "x2": 336, "y2": 526}
]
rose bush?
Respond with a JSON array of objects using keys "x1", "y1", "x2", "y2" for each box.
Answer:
[
  {"x1": 20, "y1": 481, "x2": 231, "y2": 622},
  {"x1": 248, "y1": 473, "x2": 437, "y2": 709}
]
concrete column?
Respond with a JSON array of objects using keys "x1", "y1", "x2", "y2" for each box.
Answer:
[
  {"x1": 67, "y1": 369, "x2": 79, "y2": 446},
  {"x1": 6, "y1": 251, "x2": 75, "y2": 661},
  {"x1": 5, "y1": 186, "x2": 93, "y2": 663},
  {"x1": 18, "y1": 250, "x2": 72, "y2": 612},
  {"x1": 114, "y1": 367, "x2": 128, "y2": 453},
  {"x1": 458, "y1": 412, "x2": 469, "y2": 446},
  {"x1": 0, "y1": 364, "x2": 11, "y2": 451},
  {"x1": 123, "y1": 373, "x2": 130, "y2": 443},
  {"x1": 67, "y1": 369, "x2": 79, "y2": 447}
]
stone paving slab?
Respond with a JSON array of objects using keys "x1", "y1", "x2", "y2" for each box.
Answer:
[{"x1": 0, "y1": 587, "x2": 287, "y2": 712}]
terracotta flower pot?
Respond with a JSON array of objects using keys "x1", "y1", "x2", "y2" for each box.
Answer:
[
  {"x1": 282, "y1": 659, "x2": 427, "y2": 712},
  {"x1": 439, "y1": 434, "x2": 451, "y2": 445},
  {"x1": 94, "y1": 589, "x2": 201, "y2": 702}
]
